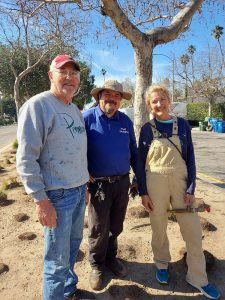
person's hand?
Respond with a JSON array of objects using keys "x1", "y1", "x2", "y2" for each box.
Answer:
[
  {"x1": 141, "y1": 195, "x2": 154, "y2": 212},
  {"x1": 184, "y1": 193, "x2": 194, "y2": 205},
  {"x1": 89, "y1": 175, "x2": 95, "y2": 183},
  {"x1": 35, "y1": 198, "x2": 57, "y2": 228}
]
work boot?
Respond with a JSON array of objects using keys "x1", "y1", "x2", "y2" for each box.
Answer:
[
  {"x1": 89, "y1": 269, "x2": 103, "y2": 290},
  {"x1": 106, "y1": 258, "x2": 128, "y2": 278}
]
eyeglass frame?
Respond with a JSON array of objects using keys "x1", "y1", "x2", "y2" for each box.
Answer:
[{"x1": 53, "y1": 69, "x2": 80, "y2": 78}]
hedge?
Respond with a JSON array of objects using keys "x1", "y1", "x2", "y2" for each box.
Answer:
[
  {"x1": 187, "y1": 103, "x2": 225, "y2": 122},
  {"x1": 0, "y1": 119, "x2": 14, "y2": 126}
]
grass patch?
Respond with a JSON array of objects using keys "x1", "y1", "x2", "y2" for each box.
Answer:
[
  {"x1": 12, "y1": 140, "x2": 18, "y2": 149},
  {"x1": 1, "y1": 177, "x2": 20, "y2": 190},
  {"x1": 0, "y1": 190, "x2": 7, "y2": 201}
]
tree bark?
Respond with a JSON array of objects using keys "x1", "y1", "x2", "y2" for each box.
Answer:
[
  {"x1": 14, "y1": 77, "x2": 21, "y2": 117},
  {"x1": 133, "y1": 43, "x2": 153, "y2": 139}
]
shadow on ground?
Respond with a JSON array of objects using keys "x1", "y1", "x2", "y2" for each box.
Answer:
[{"x1": 95, "y1": 257, "x2": 224, "y2": 299}]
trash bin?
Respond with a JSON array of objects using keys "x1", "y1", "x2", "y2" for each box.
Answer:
[
  {"x1": 217, "y1": 121, "x2": 225, "y2": 133},
  {"x1": 209, "y1": 118, "x2": 218, "y2": 132},
  {"x1": 199, "y1": 121, "x2": 206, "y2": 131}
]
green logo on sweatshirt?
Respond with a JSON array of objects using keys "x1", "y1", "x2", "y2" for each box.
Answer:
[{"x1": 58, "y1": 113, "x2": 85, "y2": 138}]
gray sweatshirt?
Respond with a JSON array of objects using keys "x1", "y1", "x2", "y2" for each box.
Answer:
[{"x1": 16, "y1": 91, "x2": 89, "y2": 202}]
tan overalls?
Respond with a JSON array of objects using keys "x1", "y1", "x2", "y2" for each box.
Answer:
[{"x1": 145, "y1": 117, "x2": 208, "y2": 286}]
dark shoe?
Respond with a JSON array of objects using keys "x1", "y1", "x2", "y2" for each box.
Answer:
[
  {"x1": 106, "y1": 258, "x2": 128, "y2": 278},
  {"x1": 65, "y1": 289, "x2": 96, "y2": 300},
  {"x1": 89, "y1": 269, "x2": 103, "y2": 290},
  {"x1": 156, "y1": 269, "x2": 169, "y2": 285}
]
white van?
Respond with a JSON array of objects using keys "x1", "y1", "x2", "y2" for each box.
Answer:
[
  {"x1": 120, "y1": 102, "x2": 187, "y2": 122},
  {"x1": 119, "y1": 107, "x2": 134, "y2": 122},
  {"x1": 171, "y1": 102, "x2": 187, "y2": 119}
]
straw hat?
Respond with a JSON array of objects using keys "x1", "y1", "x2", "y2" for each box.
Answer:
[{"x1": 91, "y1": 79, "x2": 132, "y2": 101}]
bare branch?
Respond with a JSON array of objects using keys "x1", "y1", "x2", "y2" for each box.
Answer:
[
  {"x1": 28, "y1": 2, "x2": 46, "y2": 18},
  {"x1": 135, "y1": 15, "x2": 172, "y2": 27},
  {"x1": 35, "y1": 0, "x2": 82, "y2": 6},
  {"x1": 36, "y1": 0, "x2": 81, "y2": 3},
  {"x1": 101, "y1": 0, "x2": 144, "y2": 46},
  {"x1": 146, "y1": 0, "x2": 204, "y2": 45},
  {"x1": 18, "y1": 50, "x2": 49, "y2": 80}
]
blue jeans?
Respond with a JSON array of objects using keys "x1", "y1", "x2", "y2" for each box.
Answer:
[{"x1": 43, "y1": 185, "x2": 86, "y2": 300}]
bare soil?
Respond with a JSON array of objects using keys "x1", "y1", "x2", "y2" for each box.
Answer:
[{"x1": 0, "y1": 148, "x2": 224, "y2": 300}]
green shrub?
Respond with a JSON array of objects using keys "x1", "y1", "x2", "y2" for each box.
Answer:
[
  {"x1": 187, "y1": 103, "x2": 208, "y2": 121},
  {"x1": 0, "y1": 190, "x2": 7, "y2": 201},
  {"x1": 1, "y1": 180, "x2": 9, "y2": 190},
  {"x1": 187, "y1": 103, "x2": 225, "y2": 121},
  {"x1": 1, "y1": 177, "x2": 19, "y2": 190},
  {"x1": 212, "y1": 103, "x2": 225, "y2": 120},
  {"x1": 0, "y1": 119, "x2": 14, "y2": 126},
  {"x1": 12, "y1": 140, "x2": 18, "y2": 149}
]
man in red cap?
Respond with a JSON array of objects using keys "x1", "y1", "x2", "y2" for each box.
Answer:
[{"x1": 17, "y1": 54, "x2": 95, "y2": 300}]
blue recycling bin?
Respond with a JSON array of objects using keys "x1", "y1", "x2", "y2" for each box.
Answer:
[
  {"x1": 217, "y1": 121, "x2": 225, "y2": 133},
  {"x1": 209, "y1": 118, "x2": 218, "y2": 132}
]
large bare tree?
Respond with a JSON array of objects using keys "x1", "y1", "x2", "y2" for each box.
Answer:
[
  {"x1": 99, "y1": 0, "x2": 205, "y2": 136},
  {"x1": 17, "y1": 0, "x2": 222, "y2": 136},
  {"x1": 191, "y1": 45, "x2": 225, "y2": 116},
  {"x1": 0, "y1": 0, "x2": 88, "y2": 116}
]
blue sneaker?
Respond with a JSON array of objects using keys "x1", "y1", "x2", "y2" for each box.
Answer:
[
  {"x1": 187, "y1": 280, "x2": 220, "y2": 299},
  {"x1": 156, "y1": 269, "x2": 169, "y2": 285}
]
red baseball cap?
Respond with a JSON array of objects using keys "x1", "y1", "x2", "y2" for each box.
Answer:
[{"x1": 50, "y1": 54, "x2": 80, "y2": 71}]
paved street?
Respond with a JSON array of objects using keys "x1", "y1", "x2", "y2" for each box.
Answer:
[
  {"x1": 192, "y1": 129, "x2": 225, "y2": 188},
  {"x1": 0, "y1": 124, "x2": 17, "y2": 152}
]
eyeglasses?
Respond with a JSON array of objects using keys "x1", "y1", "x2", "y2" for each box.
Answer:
[{"x1": 54, "y1": 70, "x2": 80, "y2": 78}]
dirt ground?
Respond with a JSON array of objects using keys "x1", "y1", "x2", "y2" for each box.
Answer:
[{"x1": 0, "y1": 147, "x2": 224, "y2": 300}]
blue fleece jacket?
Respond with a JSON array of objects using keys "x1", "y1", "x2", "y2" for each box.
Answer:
[{"x1": 83, "y1": 105, "x2": 138, "y2": 177}]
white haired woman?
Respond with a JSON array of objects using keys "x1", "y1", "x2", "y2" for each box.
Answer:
[{"x1": 137, "y1": 85, "x2": 220, "y2": 299}]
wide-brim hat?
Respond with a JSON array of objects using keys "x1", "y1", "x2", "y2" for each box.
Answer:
[{"x1": 91, "y1": 79, "x2": 132, "y2": 101}]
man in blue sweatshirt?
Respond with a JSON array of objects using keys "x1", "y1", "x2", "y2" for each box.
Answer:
[
  {"x1": 16, "y1": 54, "x2": 95, "y2": 300},
  {"x1": 83, "y1": 80, "x2": 138, "y2": 291}
]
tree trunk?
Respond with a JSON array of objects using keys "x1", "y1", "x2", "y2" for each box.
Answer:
[
  {"x1": 133, "y1": 44, "x2": 153, "y2": 139},
  {"x1": 208, "y1": 102, "x2": 212, "y2": 117},
  {"x1": 13, "y1": 66, "x2": 39, "y2": 118},
  {"x1": 14, "y1": 77, "x2": 22, "y2": 118}
]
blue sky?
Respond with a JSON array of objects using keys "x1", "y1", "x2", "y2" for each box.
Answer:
[{"x1": 81, "y1": 3, "x2": 225, "y2": 86}]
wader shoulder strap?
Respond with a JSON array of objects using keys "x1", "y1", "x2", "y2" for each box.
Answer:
[
  {"x1": 172, "y1": 116, "x2": 178, "y2": 135},
  {"x1": 148, "y1": 117, "x2": 182, "y2": 158},
  {"x1": 149, "y1": 119, "x2": 159, "y2": 138}
]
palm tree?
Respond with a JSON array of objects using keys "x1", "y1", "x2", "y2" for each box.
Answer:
[
  {"x1": 187, "y1": 45, "x2": 196, "y2": 84},
  {"x1": 101, "y1": 68, "x2": 107, "y2": 81},
  {"x1": 180, "y1": 54, "x2": 190, "y2": 100},
  {"x1": 212, "y1": 25, "x2": 224, "y2": 65}
]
